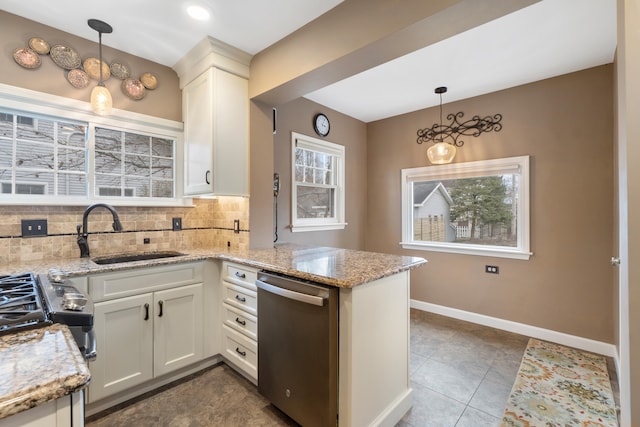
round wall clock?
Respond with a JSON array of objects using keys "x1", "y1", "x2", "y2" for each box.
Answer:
[{"x1": 313, "y1": 113, "x2": 330, "y2": 137}]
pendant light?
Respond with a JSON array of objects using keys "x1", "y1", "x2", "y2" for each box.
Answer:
[
  {"x1": 88, "y1": 19, "x2": 113, "y2": 116},
  {"x1": 417, "y1": 87, "x2": 503, "y2": 165},
  {"x1": 426, "y1": 87, "x2": 456, "y2": 164}
]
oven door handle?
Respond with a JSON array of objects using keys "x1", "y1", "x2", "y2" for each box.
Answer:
[
  {"x1": 256, "y1": 279, "x2": 326, "y2": 307},
  {"x1": 84, "y1": 330, "x2": 97, "y2": 361}
]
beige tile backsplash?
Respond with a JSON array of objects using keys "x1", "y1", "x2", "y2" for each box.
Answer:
[{"x1": 0, "y1": 197, "x2": 249, "y2": 264}]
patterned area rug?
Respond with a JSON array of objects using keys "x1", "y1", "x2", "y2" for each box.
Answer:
[{"x1": 501, "y1": 338, "x2": 618, "y2": 427}]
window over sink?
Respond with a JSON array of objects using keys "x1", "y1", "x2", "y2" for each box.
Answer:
[{"x1": 0, "y1": 84, "x2": 186, "y2": 206}]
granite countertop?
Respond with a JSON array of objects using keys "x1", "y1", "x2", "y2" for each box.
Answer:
[
  {"x1": 0, "y1": 244, "x2": 427, "y2": 288},
  {"x1": 0, "y1": 324, "x2": 91, "y2": 420}
]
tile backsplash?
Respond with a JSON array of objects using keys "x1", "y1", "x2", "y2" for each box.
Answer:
[{"x1": 0, "y1": 197, "x2": 249, "y2": 264}]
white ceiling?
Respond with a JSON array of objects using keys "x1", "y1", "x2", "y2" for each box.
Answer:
[
  {"x1": 306, "y1": 0, "x2": 617, "y2": 122},
  {"x1": 2, "y1": 0, "x2": 616, "y2": 123}
]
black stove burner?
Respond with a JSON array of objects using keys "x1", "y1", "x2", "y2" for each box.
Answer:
[{"x1": 0, "y1": 273, "x2": 49, "y2": 335}]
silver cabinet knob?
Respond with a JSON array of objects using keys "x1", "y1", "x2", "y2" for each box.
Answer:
[{"x1": 611, "y1": 257, "x2": 621, "y2": 266}]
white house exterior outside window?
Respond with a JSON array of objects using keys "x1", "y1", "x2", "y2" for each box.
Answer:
[
  {"x1": 0, "y1": 84, "x2": 186, "y2": 207},
  {"x1": 401, "y1": 156, "x2": 531, "y2": 260},
  {"x1": 290, "y1": 132, "x2": 346, "y2": 232}
]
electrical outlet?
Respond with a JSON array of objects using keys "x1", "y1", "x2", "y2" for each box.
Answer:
[
  {"x1": 485, "y1": 265, "x2": 499, "y2": 274},
  {"x1": 172, "y1": 217, "x2": 182, "y2": 231},
  {"x1": 21, "y1": 219, "x2": 48, "y2": 237}
]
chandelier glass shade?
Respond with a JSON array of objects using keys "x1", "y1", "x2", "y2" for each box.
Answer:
[
  {"x1": 427, "y1": 141, "x2": 457, "y2": 164},
  {"x1": 88, "y1": 19, "x2": 113, "y2": 116}
]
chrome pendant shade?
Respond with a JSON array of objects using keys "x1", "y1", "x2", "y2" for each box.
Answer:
[
  {"x1": 417, "y1": 86, "x2": 503, "y2": 164},
  {"x1": 88, "y1": 19, "x2": 113, "y2": 116}
]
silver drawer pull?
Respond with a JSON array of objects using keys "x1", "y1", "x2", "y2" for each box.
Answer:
[
  {"x1": 235, "y1": 294, "x2": 246, "y2": 302},
  {"x1": 235, "y1": 317, "x2": 246, "y2": 326},
  {"x1": 235, "y1": 347, "x2": 246, "y2": 357},
  {"x1": 235, "y1": 272, "x2": 246, "y2": 279}
]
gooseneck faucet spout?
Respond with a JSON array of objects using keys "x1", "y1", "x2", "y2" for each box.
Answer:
[{"x1": 77, "y1": 203, "x2": 123, "y2": 258}]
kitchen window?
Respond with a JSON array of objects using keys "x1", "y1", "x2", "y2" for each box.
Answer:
[
  {"x1": 0, "y1": 84, "x2": 185, "y2": 206},
  {"x1": 401, "y1": 156, "x2": 531, "y2": 260},
  {"x1": 94, "y1": 127, "x2": 175, "y2": 199},
  {"x1": 291, "y1": 132, "x2": 346, "y2": 232},
  {"x1": 0, "y1": 110, "x2": 87, "y2": 197}
]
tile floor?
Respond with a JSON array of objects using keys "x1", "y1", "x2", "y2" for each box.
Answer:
[{"x1": 86, "y1": 309, "x2": 617, "y2": 427}]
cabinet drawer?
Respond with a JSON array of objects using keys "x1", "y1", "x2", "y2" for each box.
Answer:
[
  {"x1": 223, "y1": 303, "x2": 257, "y2": 340},
  {"x1": 90, "y1": 262, "x2": 203, "y2": 302},
  {"x1": 223, "y1": 262, "x2": 257, "y2": 291},
  {"x1": 222, "y1": 325, "x2": 257, "y2": 380},
  {"x1": 223, "y1": 282, "x2": 257, "y2": 316}
]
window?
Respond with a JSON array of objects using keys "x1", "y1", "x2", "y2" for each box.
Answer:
[
  {"x1": 401, "y1": 156, "x2": 531, "y2": 260},
  {"x1": 0, "y1": 111, "x2": 87, "y2": 197},
  {"x1": 291, "y1": 132, "x2": 346, "y2": 232},
  {"x1": 0, "y1": 97, "x2": 183, "y2": 206},
  {"x1": 94, "y1": 127, "x2": 175, "y2": 199}
]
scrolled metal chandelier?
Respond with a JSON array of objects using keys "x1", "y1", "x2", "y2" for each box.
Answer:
[{"x1": 416, "y1": 86, "x2": 503, "y2": 164}]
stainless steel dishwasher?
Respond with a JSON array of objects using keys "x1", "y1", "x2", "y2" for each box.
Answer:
[{"x1": 256, "y1": 271, "x2": 338, "y2": 427}]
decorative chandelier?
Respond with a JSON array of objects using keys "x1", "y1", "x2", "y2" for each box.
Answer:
[
  {"x1": 417, "y1": 87, "x2": 503, "y2": 164},
  {"x1": 88, "y1": 19, "x2": 113, "y2": 116}
]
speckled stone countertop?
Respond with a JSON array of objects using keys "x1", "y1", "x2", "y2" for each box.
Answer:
[
  {"x1": 0, "y1": 244, "x2": 427, "y2": 288},
  {"x1": 0, "y1": 324, "x2": 91, "y2": 420}
]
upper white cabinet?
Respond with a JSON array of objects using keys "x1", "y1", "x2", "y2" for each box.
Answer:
[{"x1": 176, "y1": 37, "x2": 251, "y2": 197}]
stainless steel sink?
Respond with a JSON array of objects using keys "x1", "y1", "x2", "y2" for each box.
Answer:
[{"x1": 92, "y1": 251, "x2": 186, "y2": 265}]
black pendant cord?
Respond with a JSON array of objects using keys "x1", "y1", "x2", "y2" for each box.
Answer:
[{"x1": 98, "y1": 32, "x2": 103, "y2": 85}]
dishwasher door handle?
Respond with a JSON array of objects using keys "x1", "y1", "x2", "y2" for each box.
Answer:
[{"x1": 256, "y1": 279, "x2": 326, "y2": 307}]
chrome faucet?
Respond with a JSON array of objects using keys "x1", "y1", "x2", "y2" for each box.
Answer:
[{"x1": 76, "y1": 203, "x2": 123, "y2": 258}]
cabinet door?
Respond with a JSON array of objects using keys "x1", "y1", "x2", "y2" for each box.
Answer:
[
  {"x1": 183, "y1": 67, "x2": 248, "y2": 196},
  {"x1": 89, "y1": 294, "x2": 153, "y2": 402},
  {"x1": 154, "y1": 283, "x2": 204, "y2": 376},
  {"x1": 183, "y1": 69, "x2": 214, "y2": 195},
  {"x1": 211, "y1": 68, "x2": 248, "y2": 196}
]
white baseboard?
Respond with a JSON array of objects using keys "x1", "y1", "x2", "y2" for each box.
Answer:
[{"x1": 411, "y1": 299, "x2": 618, "y2": 358}]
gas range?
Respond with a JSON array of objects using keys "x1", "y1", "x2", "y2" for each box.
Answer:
[
  {"x1": 0, "y1": 272, "x2": 50, "y2": 334},
  {"x1": 0, "y1": 271, "x2": 96, "y2": 360}
]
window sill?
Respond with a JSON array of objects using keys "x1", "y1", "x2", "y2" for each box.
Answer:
[
  {"x1": 400, "y1": 241, "x2": 532, "y2": 260},
  {"x1": 290, "y1": 222, "x2": 348, "y2": 233}
]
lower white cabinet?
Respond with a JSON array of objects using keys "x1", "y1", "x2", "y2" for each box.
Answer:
[
  {"x1": 88, "y1": 263, "x2": 204, "y2": 403},
  {"x1": 220, "y1": 262, "x2": 259, "y2": 381},
  {"x1": 0, "y1": 391, "x2": 84, "y2": 427}
]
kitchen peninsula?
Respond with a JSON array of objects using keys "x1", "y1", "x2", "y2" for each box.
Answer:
[{"x1": 0, "y1": 245, "x2": 426, "y2": 427}]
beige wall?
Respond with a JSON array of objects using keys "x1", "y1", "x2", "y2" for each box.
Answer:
[
  {"x1": 366, "y1": 66, "x2": 614, "y2": 343},
  {"x1": 258, "y1": 97, "x2": 368, "y2": 249},
  {"x1": 0, "y1": 11, "x2": 181, "y2": 121}
]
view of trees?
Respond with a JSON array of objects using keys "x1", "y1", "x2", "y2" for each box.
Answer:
[{"x1": 447, "y1": 176, "x2": 515, "y2": 245}]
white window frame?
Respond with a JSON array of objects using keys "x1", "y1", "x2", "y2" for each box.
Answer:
[
  {"x1": 0, "y1": 83, "x2": 189, "y2": 207},
  {"x1": 290, "y1": 132, "x2": 346, "y2": 232},
  {"x1": 401, "y1": 156, "x2": 531, "y2": 260}
]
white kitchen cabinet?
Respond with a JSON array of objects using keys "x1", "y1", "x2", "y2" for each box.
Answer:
[
  {"x1": 90, "y1": 294, "x2": 153, "y2": 402},
  {"x1": 87, "y1": 263, "x2": 205, "y2": 403},
  {"x1": 154, "y1": 283, "x2": 203, "y2": 376},
  {"x1": 0, "y1": 391, "x2": 84, "y2": 427},
  {"x1": 220, "y1": 262, "x2": 258, "y2": 381},
  {"x1": 183, "y1": 67, "x2": 249, "y2": 196}
]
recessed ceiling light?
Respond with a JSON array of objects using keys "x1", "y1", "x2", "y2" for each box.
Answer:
[{"x1": 186, "y1": 4, "x2": 210, "y2": 21}]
